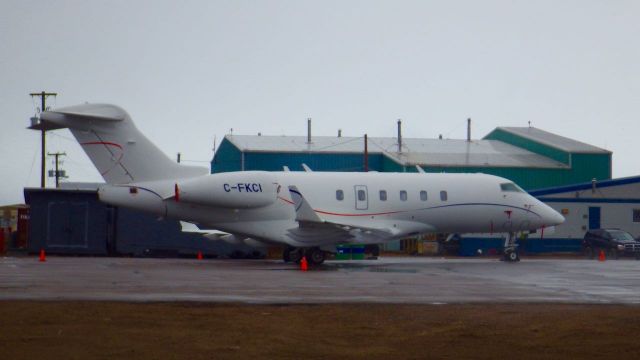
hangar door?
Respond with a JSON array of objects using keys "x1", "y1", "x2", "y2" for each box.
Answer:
[{"x1": 47, "y1": 201, "x2": 89, "y2": 248}]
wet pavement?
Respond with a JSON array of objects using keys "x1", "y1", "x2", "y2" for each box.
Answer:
[{"x1": 1, "y1": 256, "x2": 639, "y2": 304}]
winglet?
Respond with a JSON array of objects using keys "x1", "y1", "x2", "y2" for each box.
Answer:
[
  {"x1": 180, "y1": 221, "x2": 203, "y2": 233},
  {"x1": 301, "y1": 163, "x2": 313, "y2": 172},
  {"x1": 415, "y1": 165, "x2": 425, "y2": 173},
  {"x1": 288, "y1": 185, "x2": 323, "y2": 223}
]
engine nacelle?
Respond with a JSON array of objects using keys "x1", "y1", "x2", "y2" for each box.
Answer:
[
  {"x1": 98, "y1": 185, "x2": 166, "y2": 216},
  {"x1": 176, "y1": 172, "x2": 278, "y2": 209}
]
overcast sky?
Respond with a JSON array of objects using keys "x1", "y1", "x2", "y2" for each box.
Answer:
[{"x1": 1, "y1": 0, "x2": 639, "y2": 205}]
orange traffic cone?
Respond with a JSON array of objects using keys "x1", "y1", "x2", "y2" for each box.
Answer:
[
  {"x1": 598, "y1": 249, "x2": 605, "y2": 262},
  {"x1": 39, "y1": 249, "x2": 46, "y2": 262},
  {"x1": 300, "y1": 256, "x2": 308, "y2": 271},
  {"x1": 197, "y1": 251, "x2": 203, "y2": 260}
]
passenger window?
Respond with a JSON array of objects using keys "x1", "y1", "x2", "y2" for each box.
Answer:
[
  {"x1": 420, "y1": 191, "x2": 428, "y2": 201},
  {"x1": 440, "y1": 191, "x2": 448, "y2": 201},
  {"x1": 400, "y1": 190, "x2": 407, "y2": 201},
  {"x1": 336, "y1": 190, "x2": 344, "y2": 201},
  {"x1": 379, "y1": 190, "x2": 387, "y2": 201},
  {"x1": 357, "y1": 189, "x2": 366, "y2": 201}
]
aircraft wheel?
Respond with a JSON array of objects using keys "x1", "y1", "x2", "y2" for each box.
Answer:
[
  {"x1": 289, "y1": 248, "x2": 303, "y2": 264},
  {"x1": 505, "y1": 251, "x2": 519, "y2": 262},
  {"x1": 306, "y1": 248, "x2": 326, "y2": 265}
]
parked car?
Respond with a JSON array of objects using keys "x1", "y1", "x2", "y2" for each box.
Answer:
[{"x1": 582, "y1": 229, "x2": 640, "y2": 260}]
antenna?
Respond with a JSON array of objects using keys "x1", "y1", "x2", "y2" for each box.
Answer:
[{"x1": 364, "y1": 134, "x2": 369, "y2": 172}]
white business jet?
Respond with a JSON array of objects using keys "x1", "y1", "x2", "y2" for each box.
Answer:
[{"x1": 39, "y1": 104, "x2": 564, "y2": 264}]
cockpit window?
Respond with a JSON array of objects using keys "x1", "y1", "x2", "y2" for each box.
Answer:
[{"x1": 500, "y1": 183, "x2": 524, "y2": 193}]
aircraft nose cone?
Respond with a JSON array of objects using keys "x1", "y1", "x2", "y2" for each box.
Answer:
[{"x1": 545, "y1": 208, "x2": 565, "y2": 226}]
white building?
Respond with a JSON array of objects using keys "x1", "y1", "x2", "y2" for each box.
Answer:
[{"x1": 530, "y1": 176, "x2": 640, "y2": 240}]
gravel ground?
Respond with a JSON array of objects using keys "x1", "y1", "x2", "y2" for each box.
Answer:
[{"x1": 2, "y1": 302, "x2": 639, "y2": 359}]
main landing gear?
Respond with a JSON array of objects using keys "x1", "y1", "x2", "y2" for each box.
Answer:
[
  {"x1": 283, "y1": 246, "x2": 326, "y2": 265},
  {"x1": 502, "y1": 232, "x2": 520, "y2": 262}
]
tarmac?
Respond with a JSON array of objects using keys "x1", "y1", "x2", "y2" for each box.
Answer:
[{"x1": 1, "y1": 256, "x2": 639, "y2": 304}]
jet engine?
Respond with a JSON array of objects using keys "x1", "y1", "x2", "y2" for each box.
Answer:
[{"x1": 175, "y1": 171, "x2": 278, "y2": 209}]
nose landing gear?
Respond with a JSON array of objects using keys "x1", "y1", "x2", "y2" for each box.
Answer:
[{"x1": 502, "y1": 232, "x2": 520, "y2": 262}]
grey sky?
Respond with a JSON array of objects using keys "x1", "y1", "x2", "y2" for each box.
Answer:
[{"x1": 1, "y1": 0, "x2": 639, "y2": 205}]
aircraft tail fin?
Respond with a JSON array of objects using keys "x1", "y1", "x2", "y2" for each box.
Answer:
[{"x1": 40, "y1": 104, "x2": 207, "y2": 184}]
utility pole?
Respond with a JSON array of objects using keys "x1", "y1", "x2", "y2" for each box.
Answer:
[
  {"x1": 47, "y1": 152, "x2": 66, "y2": 188},
  {"x1": 30, "y1": 91, "x2": 57, "y2": 188}
]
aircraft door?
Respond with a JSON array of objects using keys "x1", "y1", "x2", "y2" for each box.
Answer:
[{"x1": 354, "y1": 185, "x2": 368, "y2": 210}]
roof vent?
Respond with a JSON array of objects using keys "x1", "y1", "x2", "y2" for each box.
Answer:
[{"x1": 397, "y1": 119, "x2": 402, "y2": 153}]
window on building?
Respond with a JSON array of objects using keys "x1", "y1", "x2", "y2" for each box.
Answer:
[
  {"x1": 379, "y1": 190, "x2": 387, "y2": 201},
  {"x1": 634, "y1": 209, "x2": 640, "y2": 223},
  {"x1": 357, "y1": 189, "x2": 366, "y2": 201},
  {"x1": 440, "y1": 191, "x2": 448, "y2": 201},
  {"x1": 400, "y1": 190, "x2": 407, "y2": 201},
  {"x1": 336, "y1": 190, "x2": 344, "y2": 201},
  {"x1": 420, "y1": 190, "x2": 428, "y2": 201}
]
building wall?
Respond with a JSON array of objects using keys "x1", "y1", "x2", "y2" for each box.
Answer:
[
  {"x1": 114, "y1": 207, "x2": 252, "y2": 257},
  {"x1": 212, "y1": 132, "x2": 612, "y2": 190},
  {"x1": 25, "y1": 190, "x2": 110, "y2": 255},
  {"x1": 484, "y1": 128, "x2": 612, "y2": 186},
  {"x1": 536, "y1": 201, "x2": 640, "y2": 240},
  {"x1": 531, "y1": 179, "x2": 640, "y2": 240},
  {"x1": 211, "y1": 138, "x2": 243, "y2": 173},
  {"x1": 212, "y1": 138, "x2": 385, "y2": 173},
  {"x1": 243, "y1": 152, "x2": 383, "y2": 172},
  {"x1": 568, "y1": 153, "x2": 612, "y2": 181}
]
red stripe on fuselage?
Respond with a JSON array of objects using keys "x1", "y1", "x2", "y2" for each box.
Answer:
[{"x1": 277, "y1": 196, "x2": 402, "y2": 217}]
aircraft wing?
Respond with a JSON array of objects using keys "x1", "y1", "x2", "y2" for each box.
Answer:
[{"x1": 287, "y1": 186, "x2": 400, "y2": 245}]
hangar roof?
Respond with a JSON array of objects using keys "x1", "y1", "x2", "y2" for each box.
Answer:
[
  {"x1": 530, "y1": 175, "x2": 640, "y2": 197},
  {"x1": 225, "y1": 135, "x2": 568, "y2": 169},
  {"x1": 491, "y1": 127, "x2": 611, "y2": 154}
]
